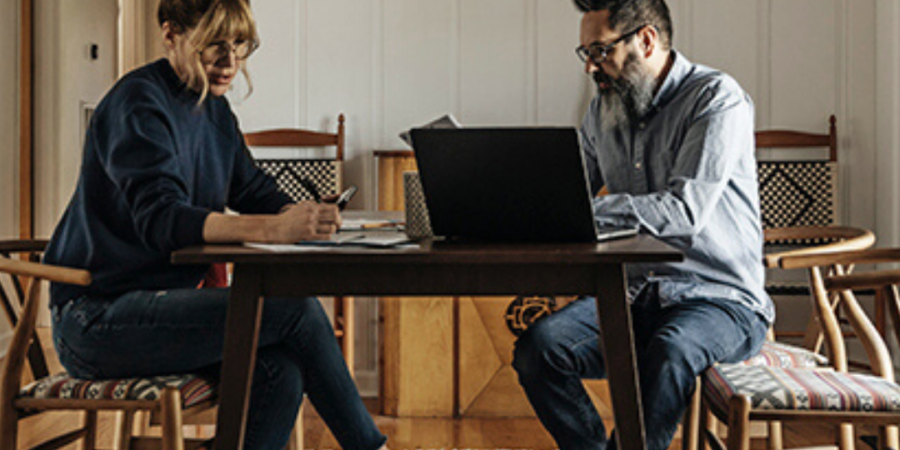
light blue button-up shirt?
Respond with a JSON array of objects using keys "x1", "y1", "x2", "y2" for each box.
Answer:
[{"x1": 582, "y1": 50, "x2": 774, "y2": 324}]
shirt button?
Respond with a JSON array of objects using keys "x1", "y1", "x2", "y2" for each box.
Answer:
[
  {"x1": 635, "y1": 162, "x2": 642, "y2": 169},
  {"x1": 638, "y1": 122, "x2": 646, "y2": 129}
]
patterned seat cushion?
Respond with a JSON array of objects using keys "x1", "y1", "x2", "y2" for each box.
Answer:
[
  {"x1": 19, "y1": 372, "x2": 216, "y2": 408},
  {"x1": 703, "y1": 364, "x2": 900, "y2": 412},
  {"x1": 741, "y1": 341, "x2": 827, "y2": 369}
]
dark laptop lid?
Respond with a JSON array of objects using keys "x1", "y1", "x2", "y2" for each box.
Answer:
[{"x1": 409, "y1": 127, "x2": 599, "y2": 242}]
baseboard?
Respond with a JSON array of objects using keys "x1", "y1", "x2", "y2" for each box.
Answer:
[{"x1": 355, "y1": 369, "x2": 378, "y2": 398}]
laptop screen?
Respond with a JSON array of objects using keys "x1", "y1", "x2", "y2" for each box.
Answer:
[{"x1": 410, "y1": 128, "x2": 601, "y2": 242}]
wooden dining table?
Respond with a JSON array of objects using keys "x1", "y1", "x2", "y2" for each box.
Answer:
[{"x1": 171, "y1": 212, "x2": 682, "y2": 450}]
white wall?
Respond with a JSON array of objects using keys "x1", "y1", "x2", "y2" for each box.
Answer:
[
  {"x1": 34, "y1": 0, "x2": 119, "y2": 237},
  {"x1": 1, "y1": 0, "x2": 19, "y2": 239},
  {"x1": 0, "y1": 0, "x2": 20, "y2": 355}
]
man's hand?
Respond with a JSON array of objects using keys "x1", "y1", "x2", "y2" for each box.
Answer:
[{"x1": 271, "y1": 202, "x2": 343, "y2": 243}]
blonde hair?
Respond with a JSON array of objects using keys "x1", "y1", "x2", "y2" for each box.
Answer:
[{"x1": 158, "y1": 0, "x2": 258, "y2": 103}]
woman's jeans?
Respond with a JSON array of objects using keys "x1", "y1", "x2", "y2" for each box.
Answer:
[
  {"x1": 51, "y1": 288, "x2": 386, "y2": 450},
  {"x1": 512, "y1": 293, "x2": 768, "y2": 450}
]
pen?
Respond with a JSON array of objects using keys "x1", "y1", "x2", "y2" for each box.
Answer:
[
  {"x1": 299, "y1": 178, "x2": 322, "y2": 203},
  {"x1": 361, "y1": 221, "x2": 402, "y2": 230}
]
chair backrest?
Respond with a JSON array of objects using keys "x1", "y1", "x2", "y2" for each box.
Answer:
[
  {"x1": 756, "y1": 116, "x2": 838, "y2": 236},
  {"x1": 765, "y1": 226, "x2": 875, "y2": 357},
  {"x1": 0, "y1": 241, "x2": 51, "y2": 382},
  {"x1": 781, "y1": 247, "x2": 898, "y2": 381},
  {"x1": 245, "y1": 114, "x2": 345, "y2": 202},
  {"x1": 0, "y1": 242, "x2": 91, "y2": 400}
]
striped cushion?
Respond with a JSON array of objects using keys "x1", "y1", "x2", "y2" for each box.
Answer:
[
  {"x1": 703, "y1": 364, "x2": 900, "y2": 412},
  {"x1": 741, "y1": 341, "x2": 827, "y2": 368},
  {"x1": 19, "y1": 372, "x2": 216, "y2": 408}
]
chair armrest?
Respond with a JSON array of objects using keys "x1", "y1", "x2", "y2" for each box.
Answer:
[
  {"x1": 763, "y1": 226, "x2": 875, "y2": 269},
  {"x1": 0, "y1": 257, "x2": 91, "y2": 286},
  {"x1": 780, "y1": 247, "x2": 900, "y2": 271},
  {"x1": 0, "y1": 239, "x2": 49, "y2": 254},
  {"x1": 824, "y1": 267, "x2": 900, "y2": 292}
]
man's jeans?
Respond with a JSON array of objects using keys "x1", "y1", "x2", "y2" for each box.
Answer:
[
  {"x1": 52, "y1": 288, "x2": 386, "y2": 450},
  {"x1": 512, "y1": 291, "x2": 767, "y2": 450}
]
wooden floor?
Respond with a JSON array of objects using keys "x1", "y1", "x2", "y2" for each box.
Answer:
[
  {"x1": 13, "y1": 398, "x2": 884, "y2": 450},
  {"x1": 7, "y1": 329, "x2": 884, "y2": 450}
]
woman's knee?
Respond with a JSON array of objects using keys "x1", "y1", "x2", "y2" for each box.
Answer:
[
  {"x1": 266, "y1": 296, "x2": 334, "y2": 333},
  {"x1": 254, "y1": 347, "x2": 304, "y2": 404}
]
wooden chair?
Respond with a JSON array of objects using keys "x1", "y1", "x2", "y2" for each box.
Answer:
[
  {"x1": 0, "y1": 241, "x2": 307, "y2": 450},
  {"x1": 681, "y1": 226, "x2": 875, "y2": 450},
  {"x1": 243, "y1": 113, "x2": 355, "y2": 374},
  {"x1": 756, "y1": 116, "x2": 839, "y2": 342},
  {"x1": 0, "y1": 240, "x2": 219, "y2": 450},
  {"x1": 698, "y1": 242, "x2": 900, "y2": 450}
]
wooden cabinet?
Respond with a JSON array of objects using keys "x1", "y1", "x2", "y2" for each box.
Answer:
[{"x1": 375, "y1": 151, "x2": 611, "y2": 418}]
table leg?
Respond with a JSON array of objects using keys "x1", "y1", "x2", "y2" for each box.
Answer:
[
  {"x1": 214, "y1": 265, "x2": 264, "y2": 450},
  {"x1": 595, "y1": 264, "x2": 646, "y2": 450}
]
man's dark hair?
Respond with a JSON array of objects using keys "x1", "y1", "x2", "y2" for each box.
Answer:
[{"x1": 574, "y1": 0, "x2": 673, "y2": 51}]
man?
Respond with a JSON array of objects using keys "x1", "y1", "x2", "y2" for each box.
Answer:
[{"x1": 512, "y1": 1, "x2": 773, "y2": 449}]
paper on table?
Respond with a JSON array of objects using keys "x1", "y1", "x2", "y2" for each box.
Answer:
[
  {"x1": 341, "y1": 218, "x2": 403, "y2": 231},
  {"x1": 244, "y1": 243, "x2": 324, "y2": 252}
]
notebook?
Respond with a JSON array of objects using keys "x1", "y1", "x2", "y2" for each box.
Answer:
[{"x1": 409, "y1": 127, "x2": 638, "y2": 243}]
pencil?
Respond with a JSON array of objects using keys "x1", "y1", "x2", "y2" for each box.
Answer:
[{"x1": 361, "y1": 222, "x2": 402, "y2": 229}]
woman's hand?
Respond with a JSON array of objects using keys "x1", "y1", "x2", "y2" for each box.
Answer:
[
  {"x1": 202, "y1": 202, "x2": 342, "y2": 244},
  {"x1": 271, "y1": 202, "x2": 343, "y2": 243}
]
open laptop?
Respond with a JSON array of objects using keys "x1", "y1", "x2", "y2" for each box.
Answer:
[{"x1": 409, "y1": 127, "x2": 638, "y2": 242}]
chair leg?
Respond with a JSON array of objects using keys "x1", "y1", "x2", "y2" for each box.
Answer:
[
  {"x1": 0, "y1": 401, "x2": 18, "y2": 450},
  {"x1": 726, "y1": 396, "x2": 751, "y2": 450},
  {"x1": 699, "y1": 397, "x2": 716, "y2": 450},
  {"x1": 82, "y1": 411, "x2": 98, "y2": 450},
  {"x1": 161, "y1": 387, "x2": 185, "y2": 450},
  {"x1": 838, "y1": 423, "x2": 855, "y2": 450},
  {"x1": 114, "y1": 410, "x2": 136, "y2": 450},
  {"x1": 286, "y1": 411, "x2": 304, "y2": 450},
  {"x1": 768, "y1": 420, "x2": 783, "y2": 450},
  {"x1": 341, "y1": 296, "x2": 355, "y2": 375},
  {"x1": 880, "y1": 424, "x2": 899, "y2": 450},
  {"x1": 682, "y1": 379, "x2": 701, "y2": 450}
]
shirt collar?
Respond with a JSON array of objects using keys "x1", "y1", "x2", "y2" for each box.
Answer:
[{"x1": 650, "y1": 49, "x2": 692, "y2": 110}]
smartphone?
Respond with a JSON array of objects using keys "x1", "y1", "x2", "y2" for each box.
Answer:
[{"x1": 335, "y1": 185, "x2": 358, "y2": 210}]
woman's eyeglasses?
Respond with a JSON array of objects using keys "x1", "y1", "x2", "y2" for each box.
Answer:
[{"x1": 197, "y1": 40, "x2": 259, "y2": 64}]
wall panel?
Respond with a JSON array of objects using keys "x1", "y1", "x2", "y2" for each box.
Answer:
[
  {"x1": 770, "y1": 0, "x2": 838, "y2": 130},
  {"x1": 459, "y1": 0, "x2": 528, "y2": 125},
  {"x1": 690, "y1": 0, "x2": 760, "y2": 110},
  {"x1": 230, "y1": 0, "x2": 304, "y2": 132},
  {"x1": 1, "y1": 0, "x2": 18, "y2": 238},
  {"x1": 382, "y1": 0, "x2": 457, "y2": 148},
  {"x1": 536, "y1": 0, "x2": 588, "y2": 126}
]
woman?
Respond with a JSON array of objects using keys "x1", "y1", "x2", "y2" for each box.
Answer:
[{"x1": 43, "y1": 1, "x2": 387, "y2": 449}]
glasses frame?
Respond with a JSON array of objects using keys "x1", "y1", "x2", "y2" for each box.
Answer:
[
  {"x1": 576, "y1": 25, "x2": 648, "y2": 66},
  {"x1": 197, "y1": 39, "x2": 260, "y2": 64}
]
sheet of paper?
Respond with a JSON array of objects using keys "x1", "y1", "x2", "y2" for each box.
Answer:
[
  {"x1": 244, "y1": 243, "x2": 326, "y2": 252},
  {"x1": 341, "y1": 218, "x2": 402, "y2": 231}
]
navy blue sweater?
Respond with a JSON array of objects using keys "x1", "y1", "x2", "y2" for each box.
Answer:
[{"x1": 44, "y1": 59, "x2": 292, "y2": 306}]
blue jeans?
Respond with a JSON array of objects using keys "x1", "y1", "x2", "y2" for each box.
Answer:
[
  {"x1": 52, "y1": 288, "x2": 386, "y2": 450},
  {"x1": 512, "y1": 289, "x2": 767, "y2": 450}
]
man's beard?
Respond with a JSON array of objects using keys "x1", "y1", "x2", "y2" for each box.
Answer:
[{"x1": 595, "y1": 51, "x2": 656, "y2": 132}]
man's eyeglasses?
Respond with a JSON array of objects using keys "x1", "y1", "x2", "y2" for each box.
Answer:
[
  {"x1": 575, "y1": 25, "x2": 646, "y2": 66},
  {"x1": 197, "y1": 40, "x2": 259, "y2": 64}
]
